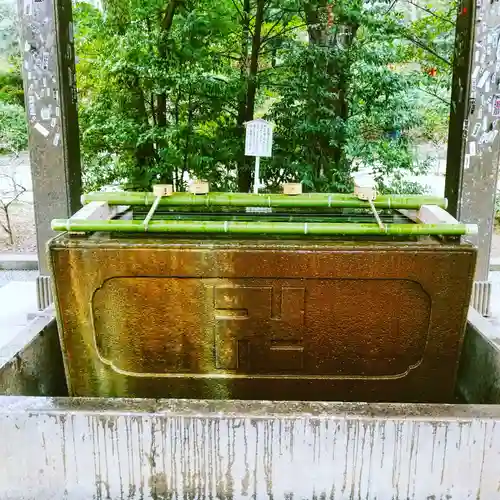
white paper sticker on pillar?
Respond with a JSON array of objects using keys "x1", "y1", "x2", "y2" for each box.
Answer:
[
  {"x1": 24, "y1": 0, "x2": 32, "y2": 16},
  {"x1": 53, "y1": 133, "x2": 61, "y2": 147},
  {"x1": 472, "y1": 122, "x2": 481, "y2": 137},
  {"x1": 28, "y1": 95, "x2": 36, "y2": 120},
  {"x1": 493, "y1": 95, "x2": 500, "y2": 116},
  {"x1": 34, "y1": 122, "x2": 49, "y2": 138},
  {"x1": 245, "y1": 119, "x2": 273, "y2": 158},
  {"x1": 40, "y1": 107, "x2": 50, "y2": 121},
  {"x1": 464, "y1": 154, "x2": 471, "y2": 170},
  {"x1": 469, "y1": 141, "x2": 476, "y2": 156},
  {"x1": 478, "y1": 70, "x2": 490, "y2": 89},
  {"x1": 483, "y1": 115, "x2": 488, "y2": 131},
  {"x1": 42, "y1": 52, "x2": 49, "y2": 71}
]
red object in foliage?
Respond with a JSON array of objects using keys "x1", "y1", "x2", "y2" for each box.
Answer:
[
  {"x1": 426, "y1": 67, "x2": 437, "y2": 77},
  {"x1": 327, "y1": 4, "x2": 334, "y2": 27}
]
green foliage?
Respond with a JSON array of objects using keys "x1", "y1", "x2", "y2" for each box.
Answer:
[
  {"x1": 0, "y1": 70, "x2": 24, "y2": 106},
  {"x1": 0, "y1": 1, "x2": 27, "y2": 155},
  {"x1": 74, "y1": 0, "x2": 456, "y2": 194},
  {"x1": 75, "y1": 0, "x2": 242, "y2": 191},
  {"x1": 417, "y1": 102, "x2": 449, "y2": 146},
  {"x1": 0, "y1": 101, "x2": 28, "y2": 153},
  {"x1": 266, "y1": 1, "x2": 434, "y2": 192},
  {"x1": 0, "y1": 0, "x2": 20, "y2": 62},
  {"x1": 379, "y1": 178, "x2": 428, "y2": 195}
]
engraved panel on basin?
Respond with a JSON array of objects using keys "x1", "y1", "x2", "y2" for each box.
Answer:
[{"x1": 91, "y1": 277, "x2": 431, "y2": 378}]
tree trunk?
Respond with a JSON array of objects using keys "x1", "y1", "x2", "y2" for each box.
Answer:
[
  {"x1": 303, "y1": 0, "x2": 359, "y2": 181},
  {"x1": 128, "y1": 74, "x2": 157, "y2": 183},
  {"x1": 0, "y1": 205, "x2": 13, "y2": 245},
  {"x1": 236, "y1": 0, "x2": 251, "y2": 192},
  {"x1": 237, "y1": 0, "x2": 265, "y2": 192},
  {"x1": 184, "y1": 93, "x2": 194, "y2": 174},
  {"x1": 304, "y1": 0, "x2": 328, "y2": 45},
  {"x1": 6, "y1": 211, "x2": 12, "y2": 245},
  {"x1": 150, "y1": 93, "x2": 157, "y2": 126},
  {"x1": 245, "y1": 0, "x2": 265, "y2": 122},
  {"x1": 157, "y1": 0, "x2": 179, "y2": 128},
  {"x1": 104, "y1": 0, "x2": 159, "y2": 186}
]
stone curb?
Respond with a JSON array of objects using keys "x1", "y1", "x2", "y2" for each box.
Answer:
[{"x1": 0, "y1": 254, "x2": 38, "y2": 271}]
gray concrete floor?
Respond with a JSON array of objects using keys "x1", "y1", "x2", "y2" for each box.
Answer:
[
  {"x1": 0, "y1": 271, "x2": 38, "y2": 350},
  {"x1": 0, "y1": 270, "x2": 38, "y2": 287}
]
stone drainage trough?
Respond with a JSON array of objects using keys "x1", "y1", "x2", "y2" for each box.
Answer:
[{"x1": 0, "y1": 309, "x2": 499, "y2": 499}]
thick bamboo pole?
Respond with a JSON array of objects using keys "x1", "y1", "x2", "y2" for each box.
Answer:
[
  {"x1": 81, "y1": 192, "x2": 448, "y2": 210},
  {"x1": 52, "y1": 219, "x2": 477, "y2": 236}
]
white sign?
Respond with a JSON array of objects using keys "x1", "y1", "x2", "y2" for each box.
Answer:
[{"x1": 245, "y1": 119, "x2": 273, "y2": 158}]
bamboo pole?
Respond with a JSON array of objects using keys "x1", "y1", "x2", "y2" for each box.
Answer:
[
  {"x1": 80, "y1": 192, "x2": 448, "y2": 210},
  {"x1": 51, "y1": 219, "x2": 477, "y2": 236},
  {"x1": 133, "y1": 214, "x2": 410, "y2": 223}
]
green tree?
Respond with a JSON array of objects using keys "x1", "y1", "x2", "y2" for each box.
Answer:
[
  {"x1": 0, "y1": 101, "x2": 27, "y2": 153},
  {"x1": 405, "y1": 0, "x2": 455, "y2": 152},
  {"x1": 265, "y1": 0, "x2": 425, "y2": 192},
  {"x1": 74, "y1": 0, "x2": 457, "y2": 194},
  {"x1": 76, "y1": 0, "x2": 243, "y2": 190},
  {"x1": 0, "y1": 0, "x2": 27, "y2": 154}
]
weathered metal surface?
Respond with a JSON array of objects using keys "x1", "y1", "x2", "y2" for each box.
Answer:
[
  {"x1": 446, "y1": 0, "x2": 500, "y2": 283},
  {"x1": 446, "y1": 0, "x2": 475, "y2": 217},
  {"x1": 1, "y1": 397, "x2": 500, "y2": 499},
  {"x1": 18, "y1": 0, "x2": 81, "y2": 274},
  {"x1": 49, "y1": 234, "x2": 476, "y2": 402},
  {"x1": 0, "y1": 315, "x2": 67, "y2": 397},
  {"x1": 458, "y1": 307, "x2": 500, "y2": 403}
]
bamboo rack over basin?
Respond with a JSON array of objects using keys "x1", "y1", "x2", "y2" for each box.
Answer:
[
  {"x1": 81, "y1": 192, "x2": 448, "y2": 210},
  {"x1": 51, "y1": 219, "x2": 477, "y2": 236},
  {"x1": 49, "y1": 192, "x2": 477, "y2": 403}
]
